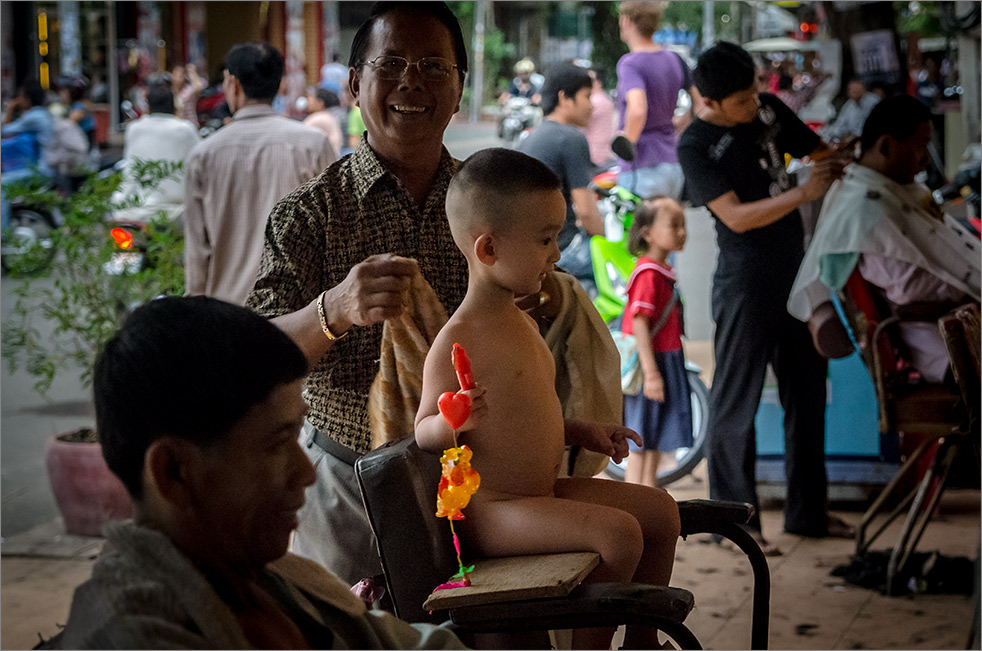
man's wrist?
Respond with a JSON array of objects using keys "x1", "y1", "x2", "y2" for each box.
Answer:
[{"x1": 316, "y1": 291, "x2": 350, "y2": 342}]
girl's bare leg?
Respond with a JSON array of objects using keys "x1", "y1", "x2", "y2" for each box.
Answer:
[
  {"x1": 641, "y1": 450, "x2": 662, "y2": 488},
  {"x1": 555, "y1": 478, "x2": 681, "y2": 649},
  {"x1": 625, "y1": 450, "x2": 646, "y2": 485}
]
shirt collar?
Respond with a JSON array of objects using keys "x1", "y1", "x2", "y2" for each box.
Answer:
[
  {"x1": 230, "y1": 103, "x2": 278, "y2": 121},
  {"x1": 349, "y1": 133, "x2": 459, "y2": 205}
]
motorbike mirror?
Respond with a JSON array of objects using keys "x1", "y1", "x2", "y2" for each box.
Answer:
[{"x1": 611, "y1": 135, "x2": 635, "y2": 162}]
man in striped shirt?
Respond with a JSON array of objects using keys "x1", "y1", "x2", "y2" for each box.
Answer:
[{"x1": 184, "y1": 41, "x2": 334, "y2": 305}]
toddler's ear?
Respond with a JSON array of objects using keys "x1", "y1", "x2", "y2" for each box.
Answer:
[{"x1": 474, "y1": 233, "x2": 496, "y2": 266}]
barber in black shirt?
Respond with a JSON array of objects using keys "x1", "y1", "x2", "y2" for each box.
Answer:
[{"x1": 678, "y1": 42, "x2": 852, "y2": 553}]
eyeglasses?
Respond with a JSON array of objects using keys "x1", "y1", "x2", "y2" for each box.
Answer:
[{"x1": 360, "y1": 55, "x2": 458, "y2": 82}]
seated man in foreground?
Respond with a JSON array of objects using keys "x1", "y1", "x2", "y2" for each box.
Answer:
[
  {"x1": 58, "y1": 296, "x2": 466, "y2": 650},
  {"x1": 789, "y1": 95, "x2": 980, "y2": 383}
]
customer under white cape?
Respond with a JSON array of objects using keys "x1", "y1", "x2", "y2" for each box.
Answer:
[{"x1": 789, "y1": 95, "x2": 980, "y2": 383}]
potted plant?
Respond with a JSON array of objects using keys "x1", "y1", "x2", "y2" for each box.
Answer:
[{"x1": 2, "y1": 160, "x2": 185, "y2": 536}]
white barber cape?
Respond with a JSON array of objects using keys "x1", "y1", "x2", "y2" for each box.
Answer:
[{"x1": 788, "y1": 164, "x2": 981, "y2": 322}]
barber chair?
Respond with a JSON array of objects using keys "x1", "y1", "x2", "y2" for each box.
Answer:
[
  {"x1": 837, "y1": 271, "x2": 969, "y2": 594},
  {"x1": 356, "y1": 436, "x2": 771, "y2": 649}
]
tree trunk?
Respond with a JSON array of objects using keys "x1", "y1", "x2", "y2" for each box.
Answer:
[{"x1": 821, "y1": 1, "x2": 907, "y2": 105}]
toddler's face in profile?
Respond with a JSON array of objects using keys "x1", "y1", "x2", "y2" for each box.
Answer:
[{"x1": 489, "y1": 188, "x2": 565, "y2": 297}]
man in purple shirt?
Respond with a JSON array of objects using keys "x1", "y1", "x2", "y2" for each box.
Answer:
[{"x1": 615, "y1": 1, "x2": 700, "y2": 200}]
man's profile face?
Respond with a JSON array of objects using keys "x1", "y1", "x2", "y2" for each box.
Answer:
[
  {"x1": 350, "y1": 9, "x2": 463, "y2": 154},
  {"x1": 716, "y1": 85, "x2": 760, "y2": 125},
  {"x1": 887, "y1": 121, "x2": 932, "y2": 185},
  {"x1": 847, "y1": 81, "x2": 866, "y2": 103},
  {"x1": 187, "y1": 379, "x2": 315, "y2": 568},
  {"x1": 566, "y1": 86, "x2": 594, "y2": 128}
]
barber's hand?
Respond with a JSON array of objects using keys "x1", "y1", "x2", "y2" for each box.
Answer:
[
  {"x1": 801, "y1": 157, "x2": 847, "y2": 202},
  {"x1": 330, "y1": 253, "x2": 416, "y2": 330}
]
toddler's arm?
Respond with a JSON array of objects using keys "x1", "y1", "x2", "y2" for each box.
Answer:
[
  {"x1": 415, "y1": 385, "x2": 486, "y2": 451},
  {"x1": 415, "y1": 338, "x2": 487, "y2": 452},
  {"x1": 564, "y1": 419, "x2": 641, "y2": 465}
]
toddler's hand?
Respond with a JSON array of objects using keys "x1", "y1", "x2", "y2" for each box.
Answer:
[
  {"x1": 606, "y1": 425, "x2": 641, "y2": 464},
  {"x1": 456, "y1": 386, "x2": 487, "y2": 433}
]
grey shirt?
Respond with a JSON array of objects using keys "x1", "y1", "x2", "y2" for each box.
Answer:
[{"x1": 57, "y1": 521, "x2": 467, "y2": 650}]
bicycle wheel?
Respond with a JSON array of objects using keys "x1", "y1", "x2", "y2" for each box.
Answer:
[{"x1": 604, "y1": 369, "x2": 709, "y2": 486}]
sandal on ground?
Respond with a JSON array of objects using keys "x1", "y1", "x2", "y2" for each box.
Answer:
[
  {"x1": 752, "y1": 533, "x2": 783, "y2": 557},
  {"x1": 826, "y1": 515, "x2": 856, "y2": 539}
]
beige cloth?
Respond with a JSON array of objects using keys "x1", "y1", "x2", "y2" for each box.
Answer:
[
  {"x1": 368, "y1": 267, "x2": 448, "y2": 449},
  {"x1": 544, "y1": 272, "x2": 622, "y2": 477}
]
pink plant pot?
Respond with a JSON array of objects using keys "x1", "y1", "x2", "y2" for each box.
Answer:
[{"x1": 45, "y1": 432, "x2": 133, "y2": 537}]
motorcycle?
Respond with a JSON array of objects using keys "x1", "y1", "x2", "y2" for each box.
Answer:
[
  {"x1": 1, "y1": 186, "x2": 62, "y2": 275},
  {"x1": 586, "y1": 138, "x2": 710, "y2": 486},
  {"x1": 497, "y1": 96, "x2": 540, "y2": 147}
]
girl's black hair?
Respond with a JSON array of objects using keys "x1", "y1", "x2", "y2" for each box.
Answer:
[{"x1": 627, "y1": 194, "x2": 669, "y2": 257}]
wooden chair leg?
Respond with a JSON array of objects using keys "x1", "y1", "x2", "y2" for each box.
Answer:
[{"x1": 885, "y1": 434, "x2": 963, "y2": 595}]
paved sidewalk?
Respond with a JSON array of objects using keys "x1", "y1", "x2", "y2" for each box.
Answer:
[{"x1": 2, "y1": 473, "x2": 977, "y2": 650}]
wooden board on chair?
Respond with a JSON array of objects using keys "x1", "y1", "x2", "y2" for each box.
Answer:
[{"x1": 422, "y1": 552, "x2": 600, "y2": 611}]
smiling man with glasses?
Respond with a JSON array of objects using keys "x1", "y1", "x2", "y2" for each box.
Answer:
[{"x1": 246, "y1": 2, "x2": 471, "y2": 586}]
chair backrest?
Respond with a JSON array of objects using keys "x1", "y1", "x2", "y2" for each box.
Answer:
[
  {"x1": 938, "y1": 303, "x2": 981, "y2": 431},
  {"x1": 355, "y1": 436, "x2": 459, "y2": 624}
]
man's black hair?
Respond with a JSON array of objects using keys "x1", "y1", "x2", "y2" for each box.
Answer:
[
  {"x1": 590, "y1": 66, "x2": 607, "y2": 88},
  {"x1": 348, "y1": 2, "x2": 468, "y2": 84},
  {"x1": 314, "y1": 88, "x2": 340, "y2": 109},
  {"x1": 860, "y1": 94, "x2": 931, "y2": 156},
  {"x1": 225, "y1": 41, "x2": 284, "y2": 101},
  {"x1": 693, "y1": 41, "x2": 756, "y2": 101},
  {"x1": 778, "y1": 74, "x2": 794, "y2": 92},
  {"x1": 147, "y1": 83, "x2": 175, "y2": 114},
  {"x1": 21, "y1": 79, "x2": 45, "y2": 107},
  {"x1": 94, "y1": 296, "x2": 308, "y2": 500},
  {"x1": 540, "y1": 62, "x2": 592, "y2": 116}
]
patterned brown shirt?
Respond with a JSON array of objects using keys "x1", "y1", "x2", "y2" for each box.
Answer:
[{"x1": 247, "y1": 139, "x2": 468, "y2": 454}]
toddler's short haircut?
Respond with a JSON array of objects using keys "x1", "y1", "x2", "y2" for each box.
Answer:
[
  {"x1": 447, "y1": 148, "x2": 560, "y2": 233},
  {"x1": 694, "y1": 41, "x2": 756, "y2": 102}
]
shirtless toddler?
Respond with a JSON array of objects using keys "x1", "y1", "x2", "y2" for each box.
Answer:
[{"x1": 415, "y1": 148, "x2": 681, "y2": 650}]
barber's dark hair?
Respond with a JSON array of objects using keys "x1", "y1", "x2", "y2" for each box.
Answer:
[
  {"x1": 21, "y1": 79, "x2": 45, "y2": 107},
  {"x1": 860, "y1": 95, "x2": 931, "y2": 156},
  {"x1": 348, "y1": 2, "x2": 468, "y2": 84},
  {"x1": 540, "y1": 62, "x2": 592, "y2": 116},
  {"x1": 225, "y1": 41, "x2": 284, "y2": 100},
  {"x1": 628, "y1": 194, "x2": 669, "y2": 256},
  {"x1": 778, "y1": 74, "x2": 794, "y2": 91},
  {"x1": 94, "y1": 296, "x2": 308, "y2": 500},
  {"x1": 315, "y1": 88, "x2": 340, "y2": 109},
  {"x1": 147, "y1": 83, "x2": 175, "y2": 114},
  {"x1": 694, "y1": 41, "x2": 756, "y2": 101}
]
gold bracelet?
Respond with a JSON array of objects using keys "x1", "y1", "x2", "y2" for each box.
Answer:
[{"x1": 316, "y1": 291, "x2": 348, "y2": 342}]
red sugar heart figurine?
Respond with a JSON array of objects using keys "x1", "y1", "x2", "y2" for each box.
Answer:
[{"x1": 438, "y1": 391, "x2": 472, "y2": 431}]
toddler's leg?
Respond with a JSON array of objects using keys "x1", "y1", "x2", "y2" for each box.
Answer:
[
  {"x1": 465, "y1": 495, "x2": 646, "y2": 649},
  {"x1": 555, "y1": 478, "x2": 681, "y2": 649}
]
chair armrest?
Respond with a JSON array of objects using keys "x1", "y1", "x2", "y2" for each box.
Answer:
[
  {"x1": 677, "y1": 498, "x2": 753, "y2": 538},
  {"x1": 447, "y1": 582, "x2": 695, "y2": 633}
]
